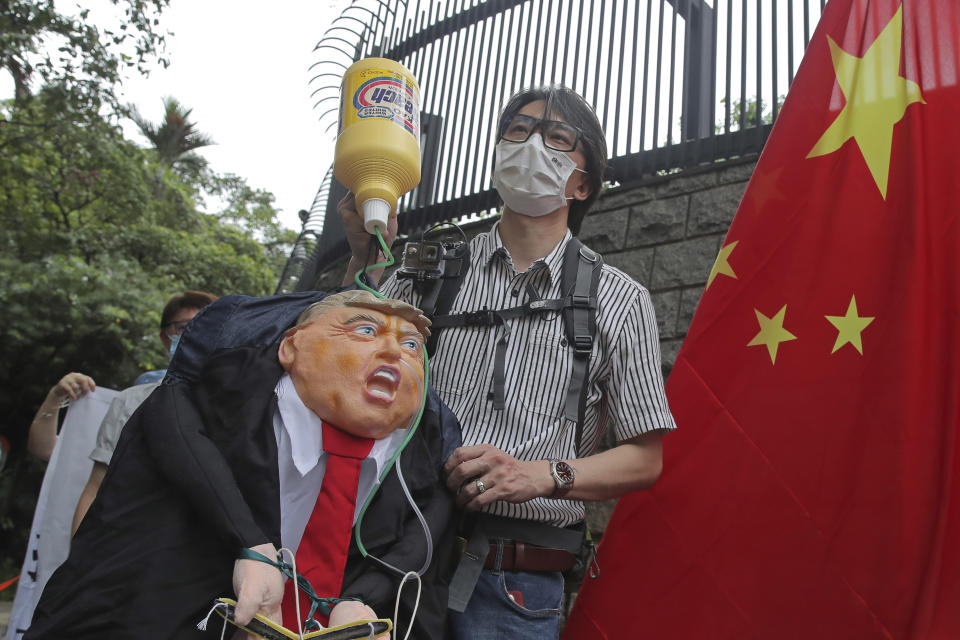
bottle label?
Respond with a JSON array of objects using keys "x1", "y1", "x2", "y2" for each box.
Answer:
[{"x1": 340, "y1": 69, "x2": 420, "y2": 139}]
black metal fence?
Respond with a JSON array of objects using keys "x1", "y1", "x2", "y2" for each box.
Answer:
[{"x1": 276, "y1": 0, "x2": 826, "y2": 293}]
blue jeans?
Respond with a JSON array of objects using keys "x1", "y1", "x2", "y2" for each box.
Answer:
[{"x1": 447, "y1": 544, "x2": 564, "y2": 640}]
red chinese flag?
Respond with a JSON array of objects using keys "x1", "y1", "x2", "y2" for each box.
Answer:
[{"x1": 565, "y1": 1, "x2": 960, "y2": 638}]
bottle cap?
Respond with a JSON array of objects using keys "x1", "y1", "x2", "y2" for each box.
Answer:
[{"x1": 362, "y1": 198, "x2": 392, "y2": 235}]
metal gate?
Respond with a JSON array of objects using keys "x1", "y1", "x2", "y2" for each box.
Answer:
[{"x1": 277, "y1": 0, "x2": 826, "y2": 293}]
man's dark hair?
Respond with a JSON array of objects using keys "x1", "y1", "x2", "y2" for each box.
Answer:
[
  {"x1": 497, "y1": 85, "x2": 608, "y2": 234},
  {"x1": 160, "y1": 291, "x2": 218, "y2": 329}
]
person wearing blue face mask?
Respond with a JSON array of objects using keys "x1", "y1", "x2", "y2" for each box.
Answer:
[
  {"x1": 70, "y1": 290, "x2": 216, "y2": 535},
  {"x1": 339, "y1": 85, "x2": 677, "y2": 640},
  {"x1": 134, "y1": 290, "x2": 219, "y2": 384}
]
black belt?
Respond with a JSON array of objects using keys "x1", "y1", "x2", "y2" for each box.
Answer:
[
  {"x1": 448, "y1": 514, "x2": 584, "y2": 612},
  {"x1": 484, "y1": 541, "x2": 578, "y2": 572}
]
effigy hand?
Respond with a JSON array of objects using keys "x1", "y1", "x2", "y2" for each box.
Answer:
[
  {"x1": 329, "y1": 601, "x2": 389, "y2": 639},
  {"x1": 232, "y1": 542, "x2": 284, "y2": 635}
]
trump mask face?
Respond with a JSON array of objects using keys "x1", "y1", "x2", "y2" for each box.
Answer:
[{"x1": 278, "y1": 291, "x2": 430, "y2": 439}]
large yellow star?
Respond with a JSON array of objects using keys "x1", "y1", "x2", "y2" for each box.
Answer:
[
  {"x1": 747, "y1": 305, "x2": 797, "y2": 364},
  {"x1": 706, "y1": 241, "x2": 738, "y2": 290},
  {"x1": 807, "y1": 6, "x2": 924, "y2": 199},
  {"x1": 825, "y1": 295, "x2": 875, "y2": 355}
]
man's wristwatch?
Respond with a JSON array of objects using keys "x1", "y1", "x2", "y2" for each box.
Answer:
[{"x1": 549, "y1": 459, "x2": 575, "y2": 498}]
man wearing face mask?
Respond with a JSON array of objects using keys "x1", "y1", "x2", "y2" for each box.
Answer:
[
  {"x1": 70, "y1": 290, "x2": 217, "y2": 534},
  {"x1": 340, "y1": 85, "x2": 676, "y2": 639}
]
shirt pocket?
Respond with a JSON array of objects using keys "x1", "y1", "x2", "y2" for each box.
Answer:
[
  {"x1": 515, "y1": 329, "x2": 571, "y2": 419},
  {"x1": 430, "y1": 326, "x2": 488, "y2": 398}
]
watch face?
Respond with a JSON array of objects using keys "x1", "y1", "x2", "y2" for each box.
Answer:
[{"x1": 555, "y1": 461, "x2": 575, "y2": 485}]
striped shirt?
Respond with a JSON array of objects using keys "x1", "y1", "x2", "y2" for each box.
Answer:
[{"x1": 381, "y1": 222, "x2": 676, "y2": 526}]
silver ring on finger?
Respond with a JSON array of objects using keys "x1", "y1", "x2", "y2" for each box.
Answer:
[{"x1": 475, "y1": 479, "x2": 486, "y2": 494}]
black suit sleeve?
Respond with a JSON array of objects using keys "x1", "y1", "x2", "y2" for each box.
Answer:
[
  {"x1": 340, "y1": 398, "x2": 460, "y2": 638},
  {"x1": 140, "y1": 383, "x2": 272, "y2": 553}
]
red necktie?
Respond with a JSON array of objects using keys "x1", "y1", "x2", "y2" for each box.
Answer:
[{"x1": 281, "y1": 422, "x2": 374, "y2": 629}]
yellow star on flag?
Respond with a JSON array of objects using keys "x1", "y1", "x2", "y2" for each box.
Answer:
[
  {"x1": 748, "y1": 305, "x2": 797, "y2": 364},
  {"x1": 807, "y1": 5, "x2": 924, "y2": 199},
  {"x1": 707, "y1": 241, "x2": 738, "y2": 290},
  {"x1": 825, "y1": 295, "x2": 875, "y2": 355}
]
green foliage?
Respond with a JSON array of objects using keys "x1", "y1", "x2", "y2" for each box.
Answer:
[
  {"x1": 716, "y1": 95, "x2": 786, "y2": 133},
  {"x1": 0, "y1": 89, "x2": 284, "y2": 429},
  {"x1": 0, "y1": 92, "x2": 292, "y2": 581},
  {"x1": 0, "y1": 4, "x2": 301, "y2": 582},
  {"x1": 0, "y1": 0, "x2": 170, "y2": 113},
  {"x1": 131, "y1": 96, "x2": 215, "y2": 168}
]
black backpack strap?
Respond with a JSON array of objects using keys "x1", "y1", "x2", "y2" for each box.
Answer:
[
  {"x1": 416, "y1": 243, "x2": 471, "y2": 357},
  {"x1": 561, "y1": 238, "x2": 602, "y2": 457},
  {"x1": 421, "y1": 236, "x2": 602, "y2": 453}
]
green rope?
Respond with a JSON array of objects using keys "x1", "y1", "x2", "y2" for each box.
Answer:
[
  {"x1": 353, "y1": 228, "x2": 394, "y2": 296},
  {"x1": 348, "y1": 227, "x2": 431, "y2": 563},
  {"x1": 239, "y1": 548, "x2": 361, "y2": 627}
]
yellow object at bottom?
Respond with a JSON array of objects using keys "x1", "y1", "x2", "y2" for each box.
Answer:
[{"x1": 212, "y1": 597, "x2": 392, "y2": 640}]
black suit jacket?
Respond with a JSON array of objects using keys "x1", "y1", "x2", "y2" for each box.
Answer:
[{"x1": 26, "y1": 344, "x2": 459, "y2": 639}]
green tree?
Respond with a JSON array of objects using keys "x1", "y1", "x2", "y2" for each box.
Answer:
[
  {"x1": 0, "y1": 0, "x2": 170, "y2": 112},
  {"x1": 0, "y1": 90, "x2": 287, "y2": 583},
  {"x1": 716, "y1": 95, "x2": 786, "y2": 133},
  {"x1": 132, "y1": 96, "x2": 214, "y2": 174},
  {"x1": 0, "y1": 90, "x2": 280, "y2": 407}
]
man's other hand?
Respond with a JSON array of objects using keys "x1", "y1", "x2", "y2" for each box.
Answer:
[
  {"x1": 444, "y1": 444, "x2": 554, "y2": 509},
  {"x1": 339, "y1": 192, "x2": 398, "y2": 287}
]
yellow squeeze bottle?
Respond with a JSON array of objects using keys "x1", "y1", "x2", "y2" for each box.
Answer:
[{"x1": 334, "y1": 57, "x2": 422, "y2": 235}]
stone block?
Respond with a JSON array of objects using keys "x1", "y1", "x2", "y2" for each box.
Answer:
[
  {"x1": 651, "y1": 289, "x2": 681, "y2": 339},
  {"x1": 604, "y1": 248, "x2": 655, "y2": 285},
  {"x1": 650, "y1": 236, "x2": 719, "y2": 289},
  {"x1": 718, "y1": 159, "x2": 758, "y2": 185},
  {"x1": 653, "y1": 170, "x2": 717, "y2": 198},
  {"x1": 678, "y1": 286, "x2": 705, "y2": 336},
  {"x1": 580, "y1": 208, "x2": 629, "y2": 252},
  {"x1": 594, "y1": 184, "x2": 654, "y2": 212},
  {"x1": 660, "y1": 338, "x2": 684, "y2": 375},
  {"x1": 688, "y1": 182, "x2": 746, "y2": 236},
  {"x1": 626, "y1": 197, "x2": 688, "y2": 247},
  {"x1": 585, "y1": 499, "x2": 617, "y2": 536}
]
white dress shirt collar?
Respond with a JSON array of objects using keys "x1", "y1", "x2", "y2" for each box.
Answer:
[{"x1": 274, "y1": 373, "x2": 409, "y2": 484}]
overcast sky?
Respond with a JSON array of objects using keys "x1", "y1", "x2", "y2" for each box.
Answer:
[{"x1": 119, "y1": 0, "x2": 354, "y2": 230}]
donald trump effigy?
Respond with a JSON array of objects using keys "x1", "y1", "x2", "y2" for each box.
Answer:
[{"x1": 25, "y1": 290, "x2": 460, "y2": 639}]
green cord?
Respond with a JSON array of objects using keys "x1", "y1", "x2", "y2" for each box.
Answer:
[
  {"x1": 351, "y1": 227, "x2": 431, "y2": 561},
  {"x1": 353, "y1": 227, "x2": 395, "y2": 295}
]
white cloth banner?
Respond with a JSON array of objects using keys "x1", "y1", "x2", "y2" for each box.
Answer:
[{"x1": 6, "y1": 388, "x2": 117, "y2": 640}]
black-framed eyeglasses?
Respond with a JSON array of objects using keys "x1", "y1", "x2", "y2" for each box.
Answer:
[
  {"x1": 163, "y1": 320, "x2": 191, "y2": 336},
  {"x1": 499, "y1": 114, "x2": 582, "y2": 152}
]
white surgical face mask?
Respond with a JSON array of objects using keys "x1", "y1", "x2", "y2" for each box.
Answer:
[{"x1": 492, "y1": 133, "x2": 586, "y2": 217}]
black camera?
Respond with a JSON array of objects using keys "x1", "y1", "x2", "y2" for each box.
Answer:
[{"x1": 396, "y1": 224, "x2": 468, "y2": 282}]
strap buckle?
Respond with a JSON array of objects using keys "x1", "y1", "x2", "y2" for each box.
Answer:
[
  {"x1": 463, "y1": 309, "x2": 498, "y2": 326},
  {"x1": 571, "y1": 294, "x2": 595, "y2": 309},
  {"x1": 572, "y1": 335, "x2": 593, "y2": 353}
]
